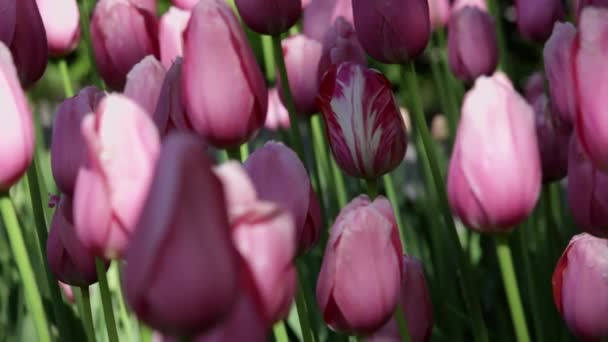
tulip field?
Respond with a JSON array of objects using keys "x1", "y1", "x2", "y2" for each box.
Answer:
[{"x1": 2, "y1": 0, "x2": 607, "y2": 341}]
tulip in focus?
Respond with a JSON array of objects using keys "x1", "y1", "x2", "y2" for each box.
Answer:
[
  {"x1": 35, "y1": 0, "x2": 80, "y2": 56},
  {"x1": 447, "y1": 74, "x2": 541, "y2": 231},
  {"x1": 264, "y1": 88, "x2": 290, "y2": 131},
  {"x1": 552, "y1": 233, "x2": 608, "y2": 340},
  {"x1": 154, "y1": 58, "x2": 191, "y2": 134},
  {"x1": 0, "y1": 42, "x2": 34, "y2": 191},
  {"x1": 235, "y1": 0, "x2": 302, "y2": 35},
  {"x1": 317, "y1": 62, "x2": 408, "y2": 179},
  {"x1": 303, "y1": 0, "x2": 354, "y2": 41},
  {"x1": 515, "y1": 0, "x2": 564, "y2": 42},
  {"x1": 533, "y1": 95, "x2": 570, "y2": 183},
  {"x1": 317, "y1": 17, "x2": 367, "y2": 82},
  {"x1": 124, "y1": 56, "x2": 167, "y2": 124},
  {"x1": 159, "y1": 6, "x2": 190, "y2": 69},
  {"x1": 182, "y1": 0, "x2": 268, "y2": 148}
]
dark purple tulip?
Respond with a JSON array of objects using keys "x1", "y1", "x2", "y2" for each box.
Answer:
[
  {"x1": 532, "y1": 95, "x2": 570, "y2": 183},
  {"x1": 515, "y1": 0, "x2": 564, "y2": 42},
  {"x1": 303, "y1": 0, "x2": 353, "y2": 41},
  {"x1": 235, "y1": 0, "x2": 302, "y2": 35}
]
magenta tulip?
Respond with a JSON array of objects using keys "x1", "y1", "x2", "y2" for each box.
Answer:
[
  {"x1": 264, "y1": 87, "x2": 290, "y2": 131},
  {"x1": 35, "y1": 0, "x2": 80, "y2": 56},
  {"x1": 523, "y1": 71, "x2": 545, "y2": 103},
  {"x1": 533, "y1": 95, "x2": 570, "y2": 183},
  {"x1": 317, "y1": 195, "x2": 403, "y2": 334},
  {"x1": 159, "y1": 6, "x2": 190, "y2": 69},
  {"x1": 124, "y1": 133, "x2": 240, "y2": 335},
  {"x1": 553, "y1": 233, "x2": 608, "y2": 340},
  {"x1": 0, "y1": 1, "x2": 16, "y2": 44},
  {"x1": 154, "y1": 58, "x2": 191, "y2": 134},
  {"x1": 182, "y1": 0, "x2": 267, "y2": 148},
  {"x1": 51, "y1": 86, "x2": 105, "y2": 195},
  {"x1": 303, "y1": 0, "x2": 353, "y2": 41},
  {"x1": 124, "y1": 55, "x2": 167, "y2": 122},
  {"x1": 317, "y1": 17, "x2": 367, "y2": 82},
  {"x1": 0, "y1": 42, "x2": 34, "y2": 191},
  {"x1": 90, "y1": 0, "x2": 159, "y2": 90},
  {"x1": 515, "y1": 0, "x2": 564, "y2": 42},
  {"x1": 447, "y1": 74, "x2": 541, "y2": 231},
  {"x1": 235, "y1": 0, "x2": 302, "y2": 35},
  {"x1": 73, "y1": 94, "x2": 161, "y2": 258},
  {"x1": 171, "y1": 0, "x2": 198, "y2": 10},
  {"x1": 318, "y1": 62, "x2": 408, "y2": 179}
]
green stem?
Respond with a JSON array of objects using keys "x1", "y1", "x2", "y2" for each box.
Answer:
[
  {"x1": 428, "y1": 36, "x2": 454, "y2": 137},
  {"x1": 395, "y1": 303, "x2": 412, "y2": 342},
  {"x1": 365, "y1": 178, "x2": 379, "y2": 199},
  {"x1": 295, "y1": 264, "x2": 315, "y2": 342},
  {"x1": 305, "y1": 119, "x2": 329, "y2": 237},
  {"x1": 79, "y1": 0, "x2": 105, "y2": 88},
  {"x1": 383, "y1": 174, "x2": 418, "y2": 255},
  {"x1": 0, "y1": 192, "x2": 51, "y2": 342},
  {"x1": 79, "y1": 287, "x2": 96, "y2": 342},
  {"x1": 226, "y1": 147, "x2": 241, "y2": 161},
  {"x1": 240, "y1": 143, "x2": 249, "y2": 162},
  {"x1": 487, "y1": 0, "x2": 510, "y2": 76},
  {"x1": 114, "y1": 264, "x2": 136, "y2": 342},
  {"x1": 495, "y1": 234, "x2": 530, "y2": 342},
  {"x1": 330, "y1": 155, "x2": 348, "y2": 208},
  {"x1": 96, "y1": 259, "x2": 119, "y2": 342},
  {"x1": 261, "y1": 35, "x2": 276, "y2": 82},
  {"x1": 518, "y1": 226, "x2": 544, "y2": 342},
  {"x1": 58, "y1": 59, "x2": 74, "y2": 97},
  {"x1": 272, "y1": 321, "x2": 289, "y2": 342}
]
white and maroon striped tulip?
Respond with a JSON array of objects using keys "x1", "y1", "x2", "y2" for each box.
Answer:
[{"x1": 317, "y1": 62, "x2": 407, "y2": 179}]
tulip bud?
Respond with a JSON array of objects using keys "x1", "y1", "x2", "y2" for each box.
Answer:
[
  {"x1": 159, "y1": 7, "x2": 190, "y2": 69},
  {"x1": 317, "y1": 17, "x2": 367, "y2": 82},
  {"x1": 279, "y1": 34, "x2": 322, "y2": 116},
  {"x1": 544, "y1": 22, "x2": 577, "y2": 128},
  {"x1": 154, "y1": 58, "x2": 191, "y2": 134},
  {"x1": 552, "y1": 233, "x2": 608, "y2": 340},
  {"x1": 0, "y1": 42, "x2": 34, "y2": 191},
  {"x1": 35, "y1": 0, "x2": 80, "y2": 56},
  {"x1": 317, "y1": 195, "x2": 403, "y2": 333},
  {"x1": 353, "y1": 0, "x2": 430, "y2": 64},
  {"x1": 523, "y1": 71, "x2": 545, "y2": 103},
  {"x1": 182, "y1": 0, "x2": 267, "y2": 148},
  {"x1": 365, "y1": 256, "x2": 433, "y2": 342},
  {"x1": 303, "y1": 0, "x2": 354, "y2": 41},
  {"x1": 429, "y1": 0, "x2": 450, "y2": 30},
  {"x1": 317, "y1": 62, "x2": 407, "y2": 179},
  {"x1": 90, "y1": 0, "x2": 159, "y2": 89},
  {"x1": 447, "y1": 74, "x2": 541, "y2": 231},
  {"x1": 515, "y1": 0, "x2": 564, "y2": 42},
  {"x1": 264, "y1": 88, "x2": 290, "y2": 131},
  {"x1": 235, "y1": 0, "x2": 302, "y2": 35},
  {"x1": 51, "y1": 86, "x2": 105, "y2": 195},
  {"x1": 124, "y1": 133, "x2": 240, "y2": 335},
  {"x1": 47, "y1": 196, "x2": 103, "y2": 287},
  {"x1": 171, "y1": 0, "x2": 198, "y2": 10},
  {"x1": 567, "y1": 134, "x2": 608, "y2": 238},
  {"x1": 244, "y1": 142, "x2": 322, "y2": 254},
  {"x1": 124, "y1": 56, "x2": 167, "y2": 123},
  {"x1": 73, "y1": 94, "x2": 160, "y2": 258},
  {"x1": 447, "y1": 6, "x2": 498, "y2": 82},
  {"x1": 533, "y1": 96, "x2": 570, "y2": 183}
]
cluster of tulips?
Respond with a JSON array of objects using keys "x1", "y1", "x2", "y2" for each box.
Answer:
[{"x1": 3, "y1": 0, "x2": 608, "y2": 341}]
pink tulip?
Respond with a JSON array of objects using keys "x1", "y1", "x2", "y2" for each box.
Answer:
[
  {"x1": 0, "y1": 42, "x2": 34, "y2": 191},
  {"x1": 553, "y1": 233, "x2": 608, "y2": 340},
  {"x1": 452, "y1": 0, "x2": 488, "y2": 12},
  {"x1": 317, "y1": 62, "x2": 408, "y2": 179},
  {"x1": 303, "y1": 0, "x2": 354, "y2": 41},
  {"x1": 515, "y1": 0, "x2": 564, "y2": 42},
  {"x1": 317, "y1": 195, "x2": 403, "y2": 334},
  {"x1": 576, "y1": 0, "x2": 608, "y2": 19},
  {"x1": 171, "y1": 0, "x2": 198, "y2": 10},
  {"x1": 235, "y1": 0, "x2": 302, "y2": 35},
  {"x1": 182, "y1": 0, "x2": 267, "y2": 148},
  {"x1": 244, "y1": 141, "x2": 322, "y2": 254},
  {"x1": 317, "y1": 17, "x2": 367, "y2": 82},
  {"x1": 523, "y1": 71, "x2": 545, "y2": 103},
  {"x1": 35, "y1": 0, "x2": 80, "y2": 56},
  {"x1": 73, "y1": 94, "x2": 161, "y2": 258},
  {"x1": 124, "y1": 56, "x2": 167, "y2": 126},
  {"x1": 533, "y1": 95, "x2": 570, "y2": 183},
  {"x1": 51, "y1": 86, "x2": 105, "y2": 195},
  {"x1": 90, "y1": 0, "x2": 159, "y2": 89},
  {"x1": 264, "y1": 88, "x2": 290, "y2": 131},
  {"x1": 154, "y1": 58, "x2": 191, "y2": 135},
  {"x1": 159, "y1": 6, "x2": 190, "y2": 69},
  {"x1": 429, "y1": 0, "x2": 450, "y2": 30},
  {"x1": 124, "y1": 133, "x2": 240, "y2": 335},
  {"x1": 59, "y1": 282, "x2": 75, "y2": 303},
  {"x1": 132, "y1": 0, "x2": 157, "y2": 13},
  {"x1": 447, "y1": 74, "x2": 541, "y2": 231}
]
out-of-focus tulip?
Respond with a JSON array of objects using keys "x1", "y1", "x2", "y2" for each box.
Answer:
[
  {"x1": 576, "y1": 0, "x2": 608, "y2": 19},
  {"x1": 264, "y1": 88, "x2": 290, "y2": 131},
  {"x1": 447, "y1": 74, "x2": 541, "y2": 232},
  {"x1": 317, "y1": 17, "x2": 367, "y2": 82},
  {"x1": 317, "y1": 195, "x2": 403, "y2": 334},
  {"x1": 51, "y1": 86, "x2": 105, "y2": 195},
  {"x1": 235, "y1": 0, "x2": 301, "y2": 35},
  {"x1": 567, "y1": 134, "x2": 608, "y2": 238},
  {"x1": 182, "y1": 0, "x2": 267, "y2": 148},
  {"x1": 0, "y1": 1, "x2": 16, "y2": 44},
  {"x1": 36, "y1": 0, "x2": 80, "y2": 56},
  {"x1": 447, "y1": 5, "x2": 498, "y2": 82},
  {"x1": 451, "y1": 0, "x2": 488, "y2": 12},
  {"x1": 544, "y1": 22, "x2": 577, "y2": 128},
  {"x1": 124, "y1": 56, "x2": 167, "y2": 122},
  {"x1": 365, "y1": 256, "x2": 433, "y2": 342},
  {"x1": 533, "y1": 95, "x2": 570, "y2": 183},
  {"x1": 429, "y1": 0, "x2": 450, "y2": 29},
  {"x1": 303, "y1": 0, "x2": 353, "y2": 41},
  {"x1": 523, "y1": 71, "x2": 545, "y2": 103},
  {"x1": 317, "y1": 62, "x2": 407, "y2": 179},
  {"x1": 244, "y1": 141, "x2": 322, "y2": 254},
  {"x1": 59, "y1": 282, "x2": 75, "y2": 303},
  {"x1": 352, "y1": 0, "x2": 430, "y2": 64},
  {"x1": 515, "y1": 0, "x2": 564, "y2": 42},
  {"x1": 132, "y1": 0, "x2": 156, "y2": 13},
  {"x1": 124, "y1": 133, "x2": 240, "y2": 335},
  {"x1": 552, "y1": 233, "x2": 608, "y2": 340},
  {"x1": 171, "y1": 0, "x2": 198, "y2": 10},
  {"x1": 47, "y1": 196, "x2": 102, "y2": 287},
  {"x1": 0, "y1": 42, "x2": 34, "y2": 191},
  {"x1": 280, "y1": 34, "x2": 322, "y2": 116},
  {"x1": 73, "y1": 94, "x2": 160, "y2": 258},
  {"x1": 159, "y1": 6, "x2": 190, "y2": 69},
  {"x1": 90, "y1": 0, "x2": 159, "y2": 90},
  {"x1": 154, "y1": 58, "x2": 191, "y2": 134}
]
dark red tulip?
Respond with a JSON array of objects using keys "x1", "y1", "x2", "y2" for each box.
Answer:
[{"x1": 235, "y1": 0, "x2": 302, "y2": 35}]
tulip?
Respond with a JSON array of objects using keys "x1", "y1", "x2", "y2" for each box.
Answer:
[
  {"x1": 515, "y1": 0, "x2": 564, "y2": 42},
  {"x1": 51, "y1": 86, "x2": 105, "y2": 195},
  {"x1": 552, "y1": 233, "x2": 608, "y2": 340},
  {"x1": 317, "y1": 17, "x2": 367, "y2": 82},
  {"x1": 523, "y1": 71, "x2": 545, "y2": 103},
  {"x1": 182, "y1": 0, "x2": 267, "y2": 148},
  {"x1": 352, "y1": 0, "x2": 430, "y2": 64},
  {"x1": 124, "y1": 133, "x2": 240, "y2": 335},
  {"x1": 533, "y1": 95, "x2": 570, "y2": 183},
  {"x1": 73, "y1": 94, "x2": 160, "y2": 258},
  {"x1": 567, "y1": 134, "x2": 608, "y2": 238},
  {"x1": 171, "y1": 0, "x2": 198, "y2": 10},
  {"x1": 317, "y1": 62, "x2": 408, "y2": 179},
  {"x1": 159, "y1": 6, "x2": 190, "y2": 69},
  {"x1": 35, "y1": 0, "x2": 80, "y2": 56},
  {"x1": 264, "y1": 88, "x2": 290, "y2": 131},
  {"x1": 132, "y1": 0, "x2": 157, "y2": 13},
  {"x1": 0, "y1": 1, "x2": 16, "y2": 44},
  {"x1": 447, "y1": 5, "x2": 498, "y2": 82},
  {"x1": 576, "y1": 0, "x2": 608, "y2": 19},
  {"x1": 544, "y1": 22, "x2": 577, "y2": 128},
  {"x1": 59, "y1": 282, "x2": 75, "y2": 303},
  {"x1": 244, "y1": 141, "x2": 322, "y2": 254},
  {"x1": 452, "y1": 0, "x2": 488, "y2": 11},
  {"x1": 154, "y1": 58, "x2": 191, "y2": 134},
  {"x1": 90, "y1": 0, "x2": 159, "y2": 90},
  {"x1": 317, "y1": 195, "x2": 403, "y2": 333},
  {"x1": 429, "y1": 0, "x2": 450, "y2": 30},
  {"x1": 0, "y1": 42, "x2": 34, "y2": 191},
  {"x1": 124, "y1": 55, "x2": 167, "y2": 120},
  {"x1": 447, "y1": 74, "x2": 541, "y2": 231},
  {"x1": 365, "y1": 256, "x2": 433, "y2": 342},
  {"x1": 303, "y1": 0, "x2": 354, "y2": 41},
  {"x1": 280, "y1": 34, "x2": 323, "y2": 116},
  {"x1": 235, "y1": 0, "x2": 302, "y2": 35},
  {"x1": 47, "y1": 196, "x2": 102, "y2": 287}
]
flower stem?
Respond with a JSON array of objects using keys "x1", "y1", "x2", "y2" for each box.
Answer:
[
  {"x1": 96, "y1": 259, "x2": 119, "y2": 342},
  {"x1": 394, "y1": 303, "x2": 412, "y2": 342},
  {"x1": 365, "y1": 178, "x2": 379, "y2": 199},
  {"x1": 226, "y1": 147, "x2": 242, "y2": 161},
  {"x1": 59, "y1": 59, "x2": 74, "y2": 97},
  {"x1": 495, "y1": 234, "x2": 530, "y2": 342},
  {"x1": 272, "y1": 321, "x2": 289, "y2": 342},
  {"x1": 330, "y1": 156, "x2": 348, "y2": 208},
  {"x1": 0, "y1": 192, "x2": 51, "y2": 342},
  {"x1": 383, "y1": 174, "x2": 418, "y2": 255},
  {"x1": 294, "y1": 267, "x2": 315, "y2": 342},
  {"x1": 240, "y1": 143, "x2": 249, "y2": 162},
  {"x1": 79, "y1": 287, "x2": 96, "y2": 342},
  {"x1": 79, "y1": 0, "x2": 105, "y2": 88},
  {"x1": 487, "y1": 0, "x2": 510, "y2": 76},
  {"x1": 261, "y1": 35, "x2": 276, "y2": 82}
]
